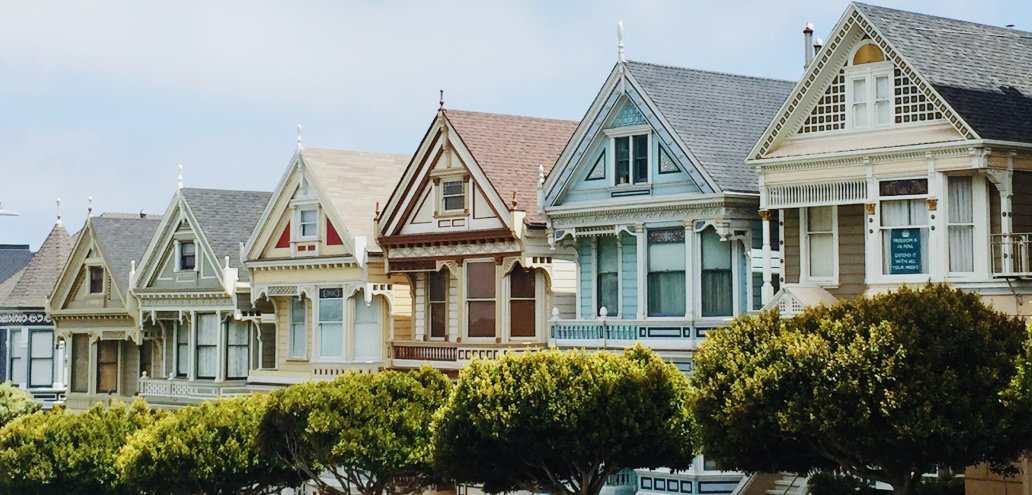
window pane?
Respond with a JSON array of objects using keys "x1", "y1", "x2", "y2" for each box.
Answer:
[
  {"x1": 30, "y1": 331, "x2": 53, "y2": 358},
  {"x1": 648, "y1": 229, "x2": 686, "y2": 317},
  {"x1": 97, "y1": 341, "x2": 118, "y2": 393},
  {"x1": 429, "y1": 271, "x2": 447, "y2": 302},
  {"x1": 615, "y1": 136, "x2": 630, "y2": 185},
  {"x1": 196, "y1": 347, "x2": 217, "y2": 378},
  {"x1": 510, "y1": 267, "x2": 535, "y2": 299},
  {"x1": 291, "y1": 297, "x2": 305, "y2": 323},
  {"x1": 319, "y1": 323, "x2": 344, "y2": 359},
  {"x1": 196, "y1": 314, "x2": 218, "y2": 346},
  {"x1": 290, "y1": 323, "x2": 306, "y2": 359},
  {"x1": 948, "y1": 176, "x2": 973, "y2": 223},
  {"x1": 852, "y1": 79, "x2": 867, "y2": 103},
  {"x1": 875, "y1": 101, "x2": 891, "y2": 125},
  {"x1": 809, "y1": 233, "x2": 835, "y2": 277},
  {"x1": 89, "y1": 267, "x2": 104, "y2": 293},
  {"x1": 466, "y1": 262, "x2": 496, "y2": 299},
  {"x1": 648, "y1": 272, "x2": 686, "y2": 317},
  {"x1": 632, "y1": 134, "x2": 648, "y2": 183},
  {"x1": 701, "y1": 270, "x2": 733, "y2": 317},
  {"x1": 300, "y1": 209, "x2": 317, "y2": 223},
  {"x1": 808, "y1": 206, "x2": 833, "y2": 232},
  {"x1": 701, "y1": 229, "x2": 731, "y2": 270},
  {"x1": 597, "y1": 237, "x2": 619, "y2": 273},
  {"x1": 228, "y1": 321, "x2": 248, "y2": 345},
  {"x1": 510, "y1": 300, "x2": 536, "y2": 337},
  {"x1": 9, "y1": 330, "x2": 24, "y2": 384},
  {"x1": 648, "y1": 237, "x2": 686, "y2": 271},
  {"x1": 353, "y1": 297, "x2": 381, "y2": 362},
  {"x1": 319, "y1": 297, "x2": 342, "y2": 322},
  {"x1": 468, "y1": 301, "x2": 496, "y2": 338},
  {"x1": 598, "y1": 273, "x2": 619, "y2": 317},
  {"x1": 444, "y1": 196, "x2": 464, "y2": 211},
  {"x1": 948, "y1": 176, "x2": 974, "y2": 273},
  {"x1": 30, "y1": 359, "x2": 53, "y2": 387},
  {"x1": 949, "y1": 226, "x2": 974, "y2": 272},
  {"x1": 430, "y1": 304, "x2": 447, "y2": 338},
  {"x1": 71, "y1": 334, "x2": 89, "y2": 393},
  {"x1": 443, "y1": 180, "x2": 463, "y2": 196}
]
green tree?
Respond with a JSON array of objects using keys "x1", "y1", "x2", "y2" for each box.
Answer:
[
  {"x1": 0, "y1": 382, "x2": 39, "y2": 429},
  {"x1": 692, "y1": 284, "x2": 1032, "y2": 495},
  {"x1": 0, "y1": 399, "x2": 161, "y2": 495},
  {"x1": 261, "y1": 367, "x2": 451, "y2": 495},
  {"x1": 117, "y1": 393, "x2": 299, "y2": 495},
  {"x1": 432, "y1": 345, "x2": 698, "y2": 495}
]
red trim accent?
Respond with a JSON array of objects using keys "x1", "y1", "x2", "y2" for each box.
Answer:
[
  {"x1": 326, "y1": 218, "x2": 343, "y2": 245},
  {"x1": 275, "y1": 223, "x2": 291, "y2": 249}
]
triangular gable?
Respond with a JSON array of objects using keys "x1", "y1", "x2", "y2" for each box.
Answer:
[
  {"x1": 764, "y1": 285, "x2": 838, "y2": 317},
  {"x1": 48, "y1": 219, "x2": 125, "y2": 313},
  {"x1": 543, "y1": 63, "x2": 718, "y2": 208},
  {"x1": 135, "y1": 191, "x2": 225, "y2": 292},
  {"x1": 243, "y1": 153, "x2": 357, "y2": 262},
  {"x1": 378, "y1": 111, "x2": 512, "y2": 238},
  {"x1": 750, "y1": 4, "x2": 977, "y2": 160}
]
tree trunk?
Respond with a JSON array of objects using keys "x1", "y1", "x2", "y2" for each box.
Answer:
[{"x1": 890, "y1": 473, "x2": 917, "y2": 495}]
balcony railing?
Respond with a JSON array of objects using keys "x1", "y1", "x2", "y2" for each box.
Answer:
[
  {"x1": 992, "y1": 233, "x2": 1032, "y2": 277},
  {"x1": 550, "y1": 319, "x2": 706, "y2": 350},
  {"x1": 389, "y1": 341, "x2": 546, "y2": 368},
  {"x1": 138, "y1": 376, "x2": 253, "y2": 404}
]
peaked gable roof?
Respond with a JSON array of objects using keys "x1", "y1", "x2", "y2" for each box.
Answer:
[
  {"x1": 624, "y1": 61, "x2": 795, "y2": 192},
  {"x1": 854, "y1": 2, "x2": 1032, "y2": 143},
  {"x1": 180, "y1": 188, "x2": 272, "y2": 282},
  {"x1": 0, "y1": 245, "x2": 33, "y2": 286},
  {"x1": 301, "y1": 148, "x2": 410, "y2": 249},
  {"x1": 444, "y1": 110, "x2": 577, "y2": 224},
  {"x1": 3, "y1": 224, "x2": 75, "y2": 309},
  {"x1": 91, "y1": 214, "x2": 162, "y2": 298}
]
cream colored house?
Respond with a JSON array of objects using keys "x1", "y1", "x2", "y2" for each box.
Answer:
[
  {"x1": 243, "y1": 147, "x2": 410, "y2": 385},
  {"x1": 47, "y1": 213, "x2": 160, "y2": 410}
]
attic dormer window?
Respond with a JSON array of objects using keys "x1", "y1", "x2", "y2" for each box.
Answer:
[
  {"x1": 846, "y1": 43, "x2": 892, "y2": 130},
  {"x1": 179, "y1": 241, "x2": 196, "y2": 271},
  {"x1": 614, "y1": 134, "x2": 649, "y2": 185},
  {"x1": 88, "y1": 266, "x2": 104, "y2": 294},
  {"x1": 442, "y1": 180, "x2": 465, "y2": 211},
  {"x1": 299, "y1": 208, "x2": 318, "y2": 238}
]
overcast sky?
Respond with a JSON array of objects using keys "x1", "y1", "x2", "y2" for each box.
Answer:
[{"x1": 1, "y1": 0, "x2": 1028, "y2": 249}]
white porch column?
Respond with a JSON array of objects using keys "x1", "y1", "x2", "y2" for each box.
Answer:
[
  {"x1": 187, "y1": 312, "x2": 196, "y2": 381},
  {"x1": 215, "y1": 312, "x2": 226, "y2": 383},
  {"x1": 53, "y1": 339, "x2": 66, "y2": 389},
  {"x1": 760, "y1": 210, "x2": 775, "y2": 304},
  {"x1": 17, "y1": 329, "x2": 27, "y2": 389},
  {"x1": 634, "y1": 226, "x2": 646, "y2": 320},
  {"x1": 683, "y1": 222, "x2": 694, "y2": 321},
  {"x1": 1000, "y1": 171, "x2": 1014, "y2": 275}
]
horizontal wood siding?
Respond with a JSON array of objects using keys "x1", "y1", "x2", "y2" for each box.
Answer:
[
  {"x1": 828, "y1": 204, "x2": 866, "y2": 301},
  {"x1": 1013, "y1": 171, "x2": 1032, "y2": 234},
  {"x1": 550, "y1": 259, "x2": 577, "y2": 319},
  {"x1": 621, "y1": 233, "x2": 637, "y2": 319},
  {"x1": 578, "y1": 238, "x2": 593, "y2": 319},
  {"x1": 783, "y1": 208, "x2": 800, "y2": 284}
]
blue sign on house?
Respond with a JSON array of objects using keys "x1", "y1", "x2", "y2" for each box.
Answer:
[{"x1": 889, "y1": 228, "x2": 922, "y2": 274}]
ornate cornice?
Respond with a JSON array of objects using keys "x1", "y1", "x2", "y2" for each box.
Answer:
[
  {"x1": 550, "y1": 204, "x2": 758, "y2": 230},
  {"x1": 387, "y1": 240, "x2": 522, "y2": 260}
]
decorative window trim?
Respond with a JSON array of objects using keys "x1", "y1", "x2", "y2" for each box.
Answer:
[
  {"x1": 176, "y1": 240, "x2": 198, "y2": 272},
  {"x1": 871, "y1": 177, "x2": 931, "y2": 283},
  {"x1": 88, "y1": 265, "x2": 106, "y2": 295},
  {"x1": 605, "y1": 126, "x2": 651, "y2": 187},
  {"x1": 585, "y1": 150, "x2": 606, "y2": 181},
  {"x1": 294, "y1": 204, "x2": 320, "y2": 241},
  {"x1": 463, "y1": 259, "x2": 498, "y2": 341},
  {"x1": 844, "y1": 62, "x2": 894, "y2": 131},
  {"x1": 314, "y1": 287, "x2": 345, "y2": 362},
  {"x1": 799, "y1": 205, "x2": 840, "y2": 285},
  {"x1": 287, "y1": 296, "x2": 307, "y2": 360},
  {"x1": 657, "y1": 147, "x2": 682, "y2": 175},
  {"x1": 426, "y1": 271, "x2": 449, "y2": 341}
]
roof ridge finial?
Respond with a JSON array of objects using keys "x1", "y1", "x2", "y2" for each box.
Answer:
[
  {"x1": 88, "y1": 196, "x2": 93, "y2": 216},
  {"x1": 296, "y1": 124, "x2": 304, "y2": 151},
  {"x1": 538, "y1": 165, "x2": 545, "y2": 185},
  {"x1": 512, "y1": 190, "x2": 518, "y2": 209},
  {"x1": 177, "y1": 164, "x2": 184, "y2": 190},
  {"x1": 617, "y1": 21, "x2": 625, "y2": 63},
  {"x1": 439, "y1": 90, "x2": 445, "y2": 110},
  {"x1": 55, "y1": 198, "x2": 62, "y2": 226}
]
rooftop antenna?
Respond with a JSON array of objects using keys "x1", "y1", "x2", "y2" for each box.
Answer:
[
  {"x1": 56, "y1": 198, "x2": 62, "y2": 226},
  {"x1": 0, "y1": 202, "x2": 18, "y2": 217},
  {"x1": 296, "y1": 124, "x2": 304, "y2": 151},
  {"x1": 439, "y1": 89, "x2": 445, "y2": 110},
  {"x1": 617, "y1": 21, "x2": 626, "y2": 63},
  {"x1": 177, "y1": 165, "x2": 184, "y2": 190},
  {"x1": 88, "y1": 196, "x2": 93, "y2": 216}
]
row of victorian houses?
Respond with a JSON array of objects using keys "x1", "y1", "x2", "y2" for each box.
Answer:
[{"x1": 1, "y1": 3, "x2": 1030, "y2": 495}]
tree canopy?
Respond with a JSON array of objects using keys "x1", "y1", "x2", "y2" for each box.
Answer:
[
  {"x1": 692, "y1": 284, "x2": 1032, "y2": 495},
  {"x1": 0, "y1": 400, "x2": 161, "y2": 495},
  {"x1": 0, "y1": 382, "x2": 39, "y2": 429},
  {"x1": 117, "y1": 393, "x2": 299, "y2": 495},
  {"x1": 432, "y1": 345, "x2": 698, "y2": 495},
  {"x1": 261, "y1": 367, "x2": 451, "y2": 495}
]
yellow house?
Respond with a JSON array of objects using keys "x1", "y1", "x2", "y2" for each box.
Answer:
[
  {"x1": 243, "y1": 147, "x2": 410, "y2": 385},
  {"x1": 47, "y1": 212, "x2": 160, "y2": 410}
]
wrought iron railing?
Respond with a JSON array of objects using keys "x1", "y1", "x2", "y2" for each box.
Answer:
[{"x1": 991, "y1": 233, "x2": 1032, "y2": 277}]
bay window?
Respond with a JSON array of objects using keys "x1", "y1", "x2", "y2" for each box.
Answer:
[
  {"x1": 596, "y1": 237, "x2": 619, "y2": 317},
  {"x1": 614, "y1": 134, "x2": 648, "y2": 185},
  {"x1": 509, "y1": 266, "x2": 536, "y2": 337},
  {"x1": 428, "y1": 271, "x2": 448, "y2": 339},
  {"x1": 647, "y1": 229, "x2": 686, "y2": 317},
  {"x1": 466, "y1": 262, "x2": 496, "y2": 338},
  {"x1": 318, "y1": 288, "x2": 344, "y2": 360},
  {"x1": 947, "y1": 176, "x2": 975, "y2": 273},
  {"x1": 880, "y1": 179, "x2": 929, "y2": 275},
  {"x1": 226, "y1": 321, "x2": 249, "y2": 379},
  {"x1": 700, "y1": 229, "x2": 733, "y2": 317},
  {"x1": 97, "y1": 340, "x2": 118, "y2": 393},
  {"x1": 289, "y1": 297, "x2": 306, "y2": 359},
  {"x1": 804, "y1": 206, "x2": 836, "y2": 280},
  {"x1": 195, "y1": 313, "x2": 218, "y2": 379}
]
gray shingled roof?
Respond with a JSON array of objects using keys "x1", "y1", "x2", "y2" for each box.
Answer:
[
  {"x1": 180, "y1": 188, "x2": 272, "y2": 283},
  {"x1": 855, "y1": 2, "x2": 1032, "y2": 143},
  {"x1": 3, "y1": 224, "x2": 75, "y2": 309},
  {"x1": 0, "y1": 245, "x2": 32, "y2": 286},
  {"x1": 92, "y1": 214, "x2": 162, "y2": 297},
  {"x1": 625, "y1": 61, "x2": 795, "y2": 193}
]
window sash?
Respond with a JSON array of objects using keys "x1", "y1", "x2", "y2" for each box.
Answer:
[
  {"x1": 289, "y1": 297, "x2": 306, "y2": 359},
  {"x1": 442, "y1": 180, "x2": 464, "y2": 211},
  {"x1": 596, "y1": 237, "x2": 619, "y2": 317},
  {"x1": 180, "y1": 242, "x2": 196, "y2": 271},
  {"x1": 700, "y1": 229, "x2": 732, "y2": 317},
  {"x1": 318, "y1": 289, "x2": 344, "y2": 359},
  {"x1": 28, "y1": 330, "x2": 53, "y2": 387},
  {"x1": 948, "y1": 176, "x2": 975, "y2": 273},
  {"x1": 8, "y1": 330, "x2": 24, "y2": 385},
  {"x1": 614, "y1": 136, "x2": 630, "y2": 185},
  {"x1": 428, "y1": 271, "x2": 448, "y2": 338},
  {"x1": 806, "y1": 206, "x2": 836, "y2": 279},
  {"x1": 71, "y1": 334, "x2": 89, "y2": 393},
  {"x1": 195, "y1": 314, "x2": 218, "y2": 379},
  {"x1": 97, "y1": 340, "x2": 119, "y2": 394},
  {"x1": 176, "y1": 322, "x2": 189, "y2": 377},
  {"x1": 89, "y1": 266, "x2": 104, "y2": 294},
  {"x1": 226, "y1": 321, "x2": 249, "y2": 379},
  {"x1": 299, "y1": 209, "x2": 318, "y2": 237},
  {"x1": 647, "y1": 229, "x2": 686, "y2": 317},
  {"x1": 632, "y1": 134, "x2": 648, "y2": 183},
  {"x1": 466, "y1": 262, "x2": 496, "y2": 338},
  {"x1": 510, "y1": 268, "x2": 536, "y2": 338}
]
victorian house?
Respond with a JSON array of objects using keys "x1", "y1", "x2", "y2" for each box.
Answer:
[
  {"x1": 243, "y1": 146, "x2": 409, "y2": 385},
  {"x1": 746, "y1": 4, "x2": 1032, "y2": 495},
  {"x1": 0, "y1": 212, "x2": 75, "y2": 407},
  {"x1": 133, "y1": 183, "x2": 271, "y2": 407},
  {"x1": 47, "y1": 212, "x2": 159, "y2": 410},
  {"x1": 540, "y1": 52, "x2": 793, "y2": 495},
  {"x1": 376, "y1": 108, "x2": 578, "y2": 373}
]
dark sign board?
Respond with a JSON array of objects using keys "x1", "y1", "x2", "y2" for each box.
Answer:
[
  {"x1": 889, "y1": 228, "x2": 922, "y2": 275},
  {"x1": 0, "y1": 311, "x2": 53, "y2": 327}
]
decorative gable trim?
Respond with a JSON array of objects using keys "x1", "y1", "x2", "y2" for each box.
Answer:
[
  {"x1": 135, "y1": 191, "x2": 225, "y2": 292},
  {"x1": 750, "y1": 5, "x2": 978, "y2": 160}
]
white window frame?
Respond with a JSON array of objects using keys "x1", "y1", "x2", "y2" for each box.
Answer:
[
  {"x1": 799, "y1": 206, "x2": 840, "y2": 285},
  {"x1": 463, "y1": 259, "x2": 498, "y2": 341},
  {"x1": 314, "y1": 287, "x2": 345, "y2": 362},
  {"x1": 645, "y1": 228, "x2": 689, "y2": 319},
  {"x1": 693, "y1": 227, "x2": 742, "y2": 325},
  {"x1": 871, "y1": 178, "x2": 931, "y2": 284},
  {"x1": 944, "y1": 173, "x2": 989, "y2": 280},
  {"x1": 295, "y1": 206, "x2": 320, "y2": 241},
  {"x1": 605, "y1": 126, "x2": 651, "y2": 187},
  {"x1": 844, "y1": 62, "x2": 893, "y2": 131},
  {"x1": 425, "y1": 271, "x2": 449, "y2": 341},
  {"x1": 440, "y1": 178, "x2": 466, "y2": 213},
  {"x1": 176, "y1": 240, "x2": 198, "y2": 272},
  {"x1": 87, "y1": 265, "x2": 106, "y2": 295},
  {"x1": 288, "y1": 296, "x2": 307, "y2": 360}
]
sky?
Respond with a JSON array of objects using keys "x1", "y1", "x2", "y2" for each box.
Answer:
[{"x1": 1, "y1": 0, "x2": 1029, "y2": 250}]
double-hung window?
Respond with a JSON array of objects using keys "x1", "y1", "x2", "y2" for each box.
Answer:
[
  {"x1": 428, "y1": 271, "x2": 448, "y2": 339},
  {"x1": 195, "y1": 313, "x2": 218, "y2": 379},
  {"x1": 466, "y1": 262, "x2": 496, "y2": 338},
  {"x1": 175, "y1": 321, "x2": 189, "y2": 377},
  {"x1": 8, "y1": 329, "x2": 24, "y2": 385},
  {"x1": 847, "y1": 43, "x2": 892, "y2": 130},
  {"x1": 89, "y1": 266, "x2": 104, "y2": 294},
  {"x1": 179, "y1": 241, "x2": 196, "y2": 271},
  {"x1": 509, "y1": 266, "x2": 536, "y2": 338},
  {"x1": 614, "y1": 134, "x2": 648, "y2": 185},
  {"x1": 947, "y1": 176, "x2": 975, "y2": 273},
  {"x1": 880, "y1": 179, "x2": 929, "y2": 275},
  {"x1": 700, "y1": 229, "x2": 733, "y2": 317},
  {"x1": 647, "y1": 229, "x2": 686, "y2": 317},
  {"x1": 596, "y1": 237, "x2": 619, "y2": 317},
  {"x1": 804, "y1": 206, "x2": 836, "y2": 280},
  {"x1": 97, "y1": 340, "x2": 118, "y2": 393},
  {"x1": 226, "y1": 321, "x2": 249, "y2": 379},
  {"x1": 442, "y1": 180, "x2": 465, "y2": 211},
  {"x1": 289, "y1": 297, "x2": 307, "y2": 359},
  {"x1": 318, "y1": 288, "x2": 344, "y2": 360},
  {"x1": 299, "y1": 208, "x2": 318, "y2": 239},
  {"x1": 71, "y1": 334, "x2": 89, "y2": 393},
  {"x1": 28, "y1": 330, "x2": 53, "y2": 387}
]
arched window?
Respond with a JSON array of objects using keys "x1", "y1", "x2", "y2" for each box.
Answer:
[{"x1": 851, "y1": 43, "x2": 885, "y2": 65}]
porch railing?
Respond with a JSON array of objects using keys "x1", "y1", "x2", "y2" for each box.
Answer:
[
  {"x1": 138, "y1": 376, "x2": 253, "y2": 403},
  {"x1": 550, "y1": 319, "x2": 705, "y2": 350},
  {"x1": 991, "y1": 233, "x2": 1032, "y2": 277},
  {"x1": 389, "y1": 341, "x2": 546, "y2": 366}
]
